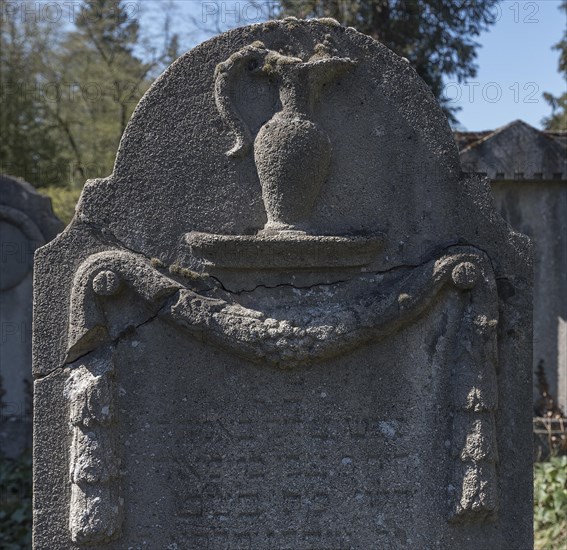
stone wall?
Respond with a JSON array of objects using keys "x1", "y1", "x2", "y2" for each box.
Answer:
[
  {"x1": 492, "y1": 180, "x2": 567, "y2": 411},
  {"x1": 458, "y1": 120, "x2": 567, "y2": 413}
]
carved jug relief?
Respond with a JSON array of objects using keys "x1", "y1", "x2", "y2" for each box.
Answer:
[
  {"x1": 214, "y1": 38, "x2": 356, "y2": 233},
  {"x1": 182, "y1": 39, "x2": 379, "y2": 281}
]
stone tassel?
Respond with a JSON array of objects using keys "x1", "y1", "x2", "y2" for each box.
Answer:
[
  {"x1": 448, "y1": 282, "x2": 499, "y2": 522},
  {"x1": 65, "y1": 352, "x2": 122, "y2": 544}
]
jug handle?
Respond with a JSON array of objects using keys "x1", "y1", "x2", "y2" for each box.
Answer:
[{"x1": 214, "y1": 41, "x2": 269, "y2": 158}]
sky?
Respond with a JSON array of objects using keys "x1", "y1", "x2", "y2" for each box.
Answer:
[
  {"x1": 447, "y1": 0, "x2": 567, "y2": 131},
  {"x1": 27, "y1": 0, "x2": 567, "y2": 130},
  {"x1": 44, "y1": 0, "x2": 536, "y2": 134},
  {"x1": 136, "y1": 0, "x2": 566, "y2": 132}
]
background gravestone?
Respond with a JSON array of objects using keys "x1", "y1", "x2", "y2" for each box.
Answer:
[
  {"x1": 0, "y1": 175, "x2": 62, "y2": 458},
  {"x1": 33, "y1": 19, "x2": 533, "y2": 549}
]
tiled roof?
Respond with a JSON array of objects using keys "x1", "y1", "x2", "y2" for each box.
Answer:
[{"x1": 455, "y1": 120, "x2": 567, "y2": 181}]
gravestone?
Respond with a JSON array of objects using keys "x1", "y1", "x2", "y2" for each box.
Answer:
[
  {"x1": 33, "y1": 19, "x2": 533, "y2": 549},
  {"x1": 0, "y1": 175, "x2": 62, "y2": 458}
]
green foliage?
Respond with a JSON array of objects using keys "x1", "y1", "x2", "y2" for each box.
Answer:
[
  {"x1": 276, "y1": 0, "x2": 499, "y2": 123},
  {"x1": 542, "y1": 1, "x2": 566, "y2": 131},
  {"x1": 543, "y1": 92, "x2": 567, "y2": 132},
  {"x1": 0, "y1": 451, "x2": 32, "y2": 550},
  {"x1": 534, "y1": 456, "x2": 567, "y2": 550},
  {"x1": 0, "y1": 0, "x2": 63, "y2": 187},
  {"x1": 42, "y1": 0, "x2": 153, "y2": 186},
  {"x1": 76, "y1": 0, "x2": 140, "y2": 56},
  {"x1": 42, "y1": 186, "x2": 83, "y2": 225},
  {"x1": 1, "y1": 0, "x2": 179, "y2": 189}
]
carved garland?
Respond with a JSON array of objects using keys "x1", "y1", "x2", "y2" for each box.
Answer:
[{"x1": 64, "y1": 246, "x2": 499, "y2": 543}]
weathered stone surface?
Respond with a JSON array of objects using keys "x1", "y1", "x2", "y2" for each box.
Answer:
[
  {"x1": 0, "y1": 175, "x2": 62, "y2": 457},
  {"x1": 33, "y1": 19, "x2": 533, "y2": 549}
]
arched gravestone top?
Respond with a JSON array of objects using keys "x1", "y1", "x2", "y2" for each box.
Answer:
[
  {"x1": 33, "y1": 19, "x2": 533, "y2": 550},
  {"x1": 0, "y1": 175, "x2": 62, "y2": 457},
  {"x1": 0, "y1": 175, "x2": 62, "y2": 290},
  {"x1": 76, "y1": 18, "x2": 527, "y2": 272},
  {"x1": 0, "y1": 175, "x2": 62, "y2": 240}
]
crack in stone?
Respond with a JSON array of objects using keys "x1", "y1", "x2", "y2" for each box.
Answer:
[
  {"x1": 42, "y1": 222, "x2": 495, "y2": 377},
  {"x1": 77, "y1": 218, "x2": 495, "y2": 296},
  {"x1": 35, "y1": 294, "x2": 178, "y2": 380}
]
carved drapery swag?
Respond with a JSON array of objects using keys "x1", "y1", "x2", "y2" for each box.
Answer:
[{"x1": 64, "y1": 245, "x2": 499, "y2": 544}]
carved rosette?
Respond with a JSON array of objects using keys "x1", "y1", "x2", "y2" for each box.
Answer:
[{"x1": 64, "y1": 245, "x2": 499, "y2": 542}]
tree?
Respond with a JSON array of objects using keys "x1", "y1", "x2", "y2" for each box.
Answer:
[
  {"x1": 0, "y1": 0, "x2": 63, "y2": 187},
  {"x1": 40, "y1": 0, "x2": 152, "y2": 185},
  {"x1": 542, "y1": 1, "x2": 566, "y2": 131},
  {"x1": 275, "y1": 0, "x2": 499, "y2": 123},
  {"x1": 1, "y1": 0, "x2": 179, "y2": 189},
  {"x1": 40, "y1": 0, "x2": 180, "y2": 186}
]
